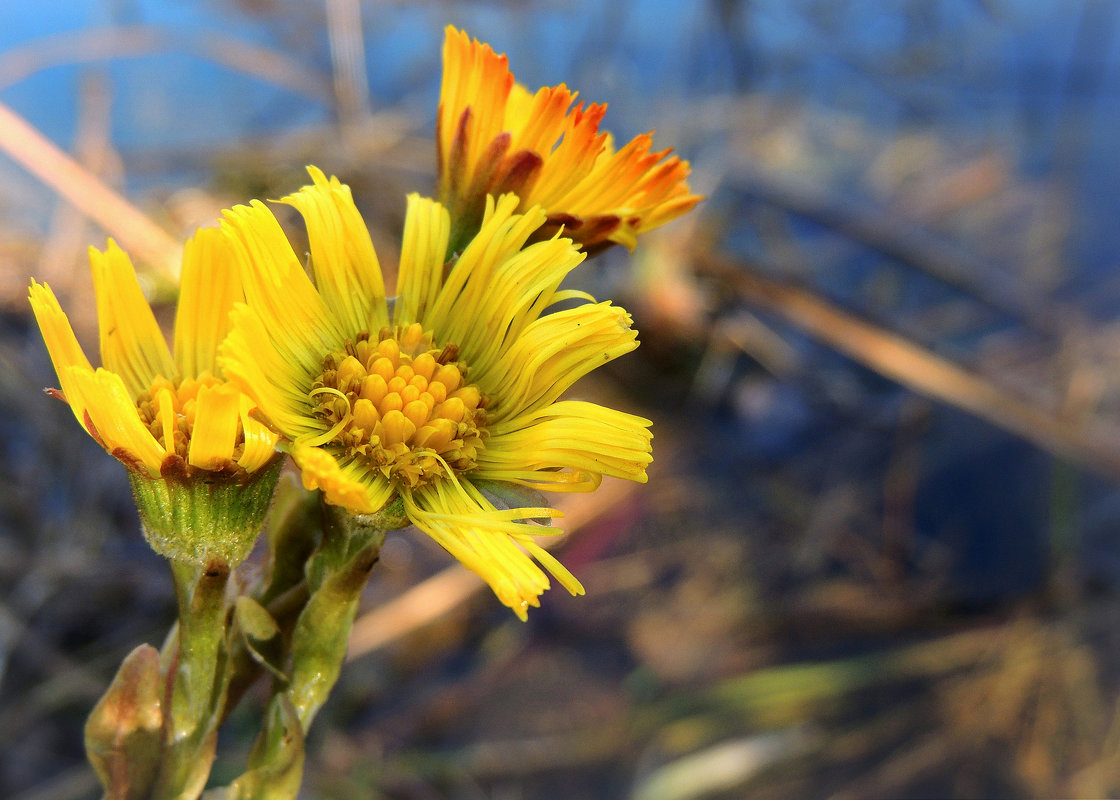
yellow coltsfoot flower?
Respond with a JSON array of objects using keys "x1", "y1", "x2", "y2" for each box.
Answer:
[
  {"x1": 29, "y1": 232, "x2": 281, "y2": 567},
  {"x1": 220, "y1": 167, "x2": 653, "y2": 619},
  {"x1": 438, "y1": 26, "x2": 703, "y2": 255}
]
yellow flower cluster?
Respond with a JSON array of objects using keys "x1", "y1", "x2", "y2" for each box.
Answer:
[
  {"x1": 438, "y1": 26, "x2": 702, "y2": 253},
  {"x1": 30, "y1": 27, "x2": 699, "y2": 616},
  {"x1": 30, "y1": 233, "x2": 281, "y2": 565}
]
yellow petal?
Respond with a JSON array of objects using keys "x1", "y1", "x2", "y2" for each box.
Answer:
[
  {"x1": 480, "y1": 400, "x2": 653, "y2": 487},
  {"x1": 281, "y1": 166, "x2": 389, "y2": 336},
  {"x1": 220, "y1": 304, "x2": 321, "y2": 441},
  {"x1": 89, "y1": 240, "x2": 175, "y2": 398},
  {"x1": 66, "y1": 366, "x2": 165, "y2": 474},
  {"x1": 187, "y1": 382, "x2": 240, "y2": 469},
  {"x1": 289, "y1": 442, "x2": 393, "y2": 515},
  {"x1": 221, "y1": 200, "x2": 343, "y2": 376},
  {"x1": 237, "y1": 394, "x2": 280, "y2": 473},
  {"x1": 447, "y1": 232, "x2": 584, "y2": 379},
  {"x1": 424, "y1": 194, "x2": 545, "y2": 341},
  {"x1": 403, "y1": 478, "x2": 575, "y2": 620},
  {"x1": 174, "y1": 226, "x2": 242, "y2": 378},
  {"x1": 395, "y1": 194, "x2": 451, "y2": 325},
  {"x1": 28, "y1": 280, "x2": 94, "y2": 428},
  {"x1": 484, "y1": 301, "x2": 639, "y2": 418}
]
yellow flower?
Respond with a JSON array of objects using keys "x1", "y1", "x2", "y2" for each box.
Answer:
[
  {"x1": 29, "y1": 232, "x2": 281, "y2": 566},
  {"x1": 438, "y1": 26, "x2": 702, "y2": 254},
  {"x1": 220, "y1": 167, "x2": 653, "y2": 618}
]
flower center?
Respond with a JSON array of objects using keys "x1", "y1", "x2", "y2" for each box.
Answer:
[
  {"x1": 309, "y1": 322, "x2": 486, "y2": 490},
  {"x1": 135, "y1": 373, "x2": 250, "y2": 464}
]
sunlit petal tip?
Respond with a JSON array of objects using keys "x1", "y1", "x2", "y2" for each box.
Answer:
[
  {"x1": 437, "y1": 28, "x2": 700, "y2": 254},
  {"x1": 28, "y1": 280, "x2": 94, "y2": 422},
  {"x1": 89, "y1": 239, "x2": 175, "y2": 398},
  {"x1": 290, "y1": 442, "x2": 378, "y2": 515}
]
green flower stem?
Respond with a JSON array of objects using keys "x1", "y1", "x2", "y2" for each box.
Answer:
[
  {"x1": 257, "y1": 473, "x2": 323, "y2": 608},
  {"x1": 282, "y1": 504, "x2": 394, "y2": 730},
  {"x1": 216, "y1": 501, "x2": 404, "y2": 797},
  {"x1": 287, "y1": 535, "x2": 383, "y2": 730},
  {"x1": 221, "y1": 477, "x2": 324, "y2": 724},
  {"x1": 221, "y1": 581, "x2": 310, "y2": 725},
  {"x1": 151, "y1": 558, "x2": 231, "y2": 800},
  {"x1": 217, "y1": 512, "x2": 386, "y2": 800},
  {"x1": 218, "y1": 695, "x2": 305, "y2": 800}
]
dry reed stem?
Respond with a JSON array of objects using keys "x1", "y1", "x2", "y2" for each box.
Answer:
[
  {"x1": 326, "y1": 0, "x2": 372, "y2": 126},
  {"x1": 730, "y1": 166, "x2": 1062, "y2": 335},
  {"x1": 699, "y1": 254, "x2": 1120, "y2": 483},
  {"x1": 0, "y1": 100, "x2": 181, "y2": 280},
  {"x1": 38, "y1": 73, "x2": 116, "y2": 314}
]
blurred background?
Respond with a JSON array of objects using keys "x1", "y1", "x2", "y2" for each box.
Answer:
[{"x1": 4, "y1": 1, "x2": 1120, "y2": 797}]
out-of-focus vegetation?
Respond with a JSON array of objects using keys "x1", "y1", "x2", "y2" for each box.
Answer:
[{"x1": 4, "y1": 1, "x2": 1120, "y2": 798}]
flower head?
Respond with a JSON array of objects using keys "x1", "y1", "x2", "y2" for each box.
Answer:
[
  {"x1": 29, "y1": 232, "x2": 281, "y2": 565},
  {"x1": 437, "y1": 26, "x2": 702, "y2": 255},
  {"x1": 220, "y1": 167, "x2": 653, "y2": 618}
]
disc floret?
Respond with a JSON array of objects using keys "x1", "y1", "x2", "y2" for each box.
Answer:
[
  {"x1": 306, "y1": 323, "x2": 486, "y2": 490},
  {"x1": 133, "y1": 372, "x2": 258, "y2": 475}
]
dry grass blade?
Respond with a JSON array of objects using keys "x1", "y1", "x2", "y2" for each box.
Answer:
[
  {"x1": 326, "y1": 0, "x2": 372, "y2": 126},
  {"x1": 730, "y1": 166, "x2": 1063, "y2": 335},
  {"x1": 698, "y1": 254, "x2": 1120, "y2": 483},
  {"x1": 0, "y1": 100, "x2": 180, "y2": 280}
]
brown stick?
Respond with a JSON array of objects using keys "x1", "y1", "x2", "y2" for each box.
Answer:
[
  {"x1": 0, "y1": 99, "x2": 180, "y2": 279},
  {"x1": 699, "y1": 254, "x2": 1120, "y2": 483}
]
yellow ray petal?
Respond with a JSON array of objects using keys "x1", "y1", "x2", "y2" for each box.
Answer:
[
  {"x1": 89, "y1": 240, "x2": 175, "y2": 398},
  {"x1": 237, "y1": 394, "x2": 280, "y2": 473},
  {"x1": 28, "y1": 280, "x2": 94, "y2": 427},
  {"x1": 220, "y1": 303, "x2": 322, "y2": 441},
  {"x1": 484, "y1": 301, "x2": 639, "y2": 419},
  {"x1": 447, "y1": 232, "x2": 584, "y2": 378},
  {"x1": 395, "y1": 194, "x2": 451, "y2": 325},
  {"x1": 403, "y1": 479, "x2": 578, "y2": 620},
  {"x1": 173, "y1": 226, "x2": 242, "y2": 379},
  {"x1": 289, "y1": 441, "x2": 393, "y2": 515},
  {"x1": 65, "y1": 366, "x2": 166, "y2": 474},
  {"x1": 480, "y1": 400, "x2": 653, "y2": 486},
  {"x1": 221, "y1": 200, "x2": 343, "y2": 377},
  {"x1": 280, "y1": 166, "x2": 389, "y2": 336},
  {"x1": 187, "y1": 382, "x2": 240, "y2": 469},
  {"x1": 425, "y1": 194, "x2": 545, "y2": 339}
]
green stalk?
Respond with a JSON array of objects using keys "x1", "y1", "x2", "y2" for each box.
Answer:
[
  {"x1": 216, "y1": 501, "x2": 404, "y2": 799},
  {"x1": 287, "y1": 517, "x2": 385, "y2": 730},
  {"x1": 151, "y1": 558, "x2": 231, "y2": 800},
  {"x1": 221, "y1": 476, "x2": 324, "y2": 723}
]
